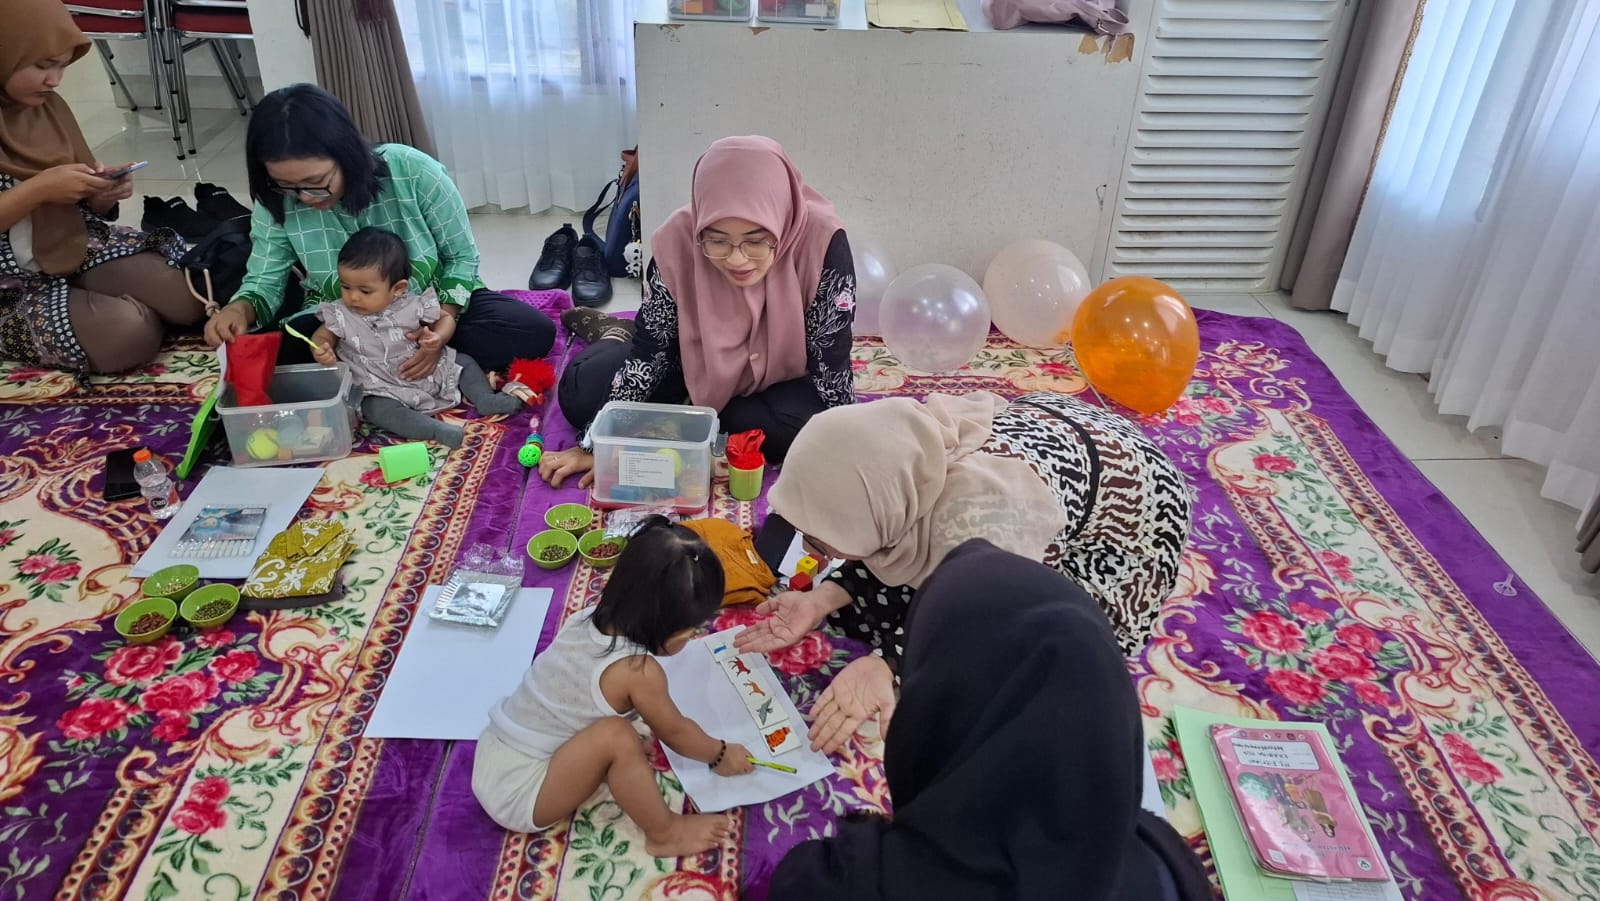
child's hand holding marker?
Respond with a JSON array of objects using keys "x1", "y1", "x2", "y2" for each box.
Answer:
[{"x1": 713, "y1": 742, "x2": 756, "y2": 776}]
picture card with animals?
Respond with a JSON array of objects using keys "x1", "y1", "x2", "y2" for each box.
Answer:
[{"x1": 657, "y1": 626, "x2": 834, "y2": 811}]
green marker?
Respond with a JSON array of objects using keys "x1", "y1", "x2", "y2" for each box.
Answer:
[{"x1": 747, "y1": 757, "x2": 797, "y2": 774}]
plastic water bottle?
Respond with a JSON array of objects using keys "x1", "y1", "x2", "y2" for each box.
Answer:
[{"x1": 132, "y1": 449, "x2": 181, "y2": 520}]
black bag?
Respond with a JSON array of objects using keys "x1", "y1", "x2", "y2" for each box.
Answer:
[
  {"x1": 179, "y1": 218, "x2": 304, "y2": 317},
  {"x1": 178, "y1": 218, "x2": 252, "y2": 315},
  {"x1": 582, "y1": 147, "x2": 642, "y2": 279}
]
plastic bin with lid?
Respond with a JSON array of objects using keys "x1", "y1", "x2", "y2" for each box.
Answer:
[
  {"x1": 589, "y1": 401, "x2": 718, "y2": 513},
  {"x1": 216, "y1": 363, "x2": 358, "y2": 467},
  {"x1": 757, "y1": 0, "x2": 839, "y2": 24},
  {"x1": 669, "y1": 0, "x2": 751, "y2": 21}
]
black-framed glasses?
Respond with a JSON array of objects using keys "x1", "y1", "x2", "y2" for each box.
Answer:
[
  {"x1": 272, "y1": 171, "x2": 337, "y2": 200},
  {"x1": 698, "y1": 238, "x2": 776, "y2": 261}
]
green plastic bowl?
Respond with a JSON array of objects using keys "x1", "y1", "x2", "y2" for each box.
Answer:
[
  {"x1": 527, "y1": 529, "x2": 579, "y2": 570},
  {"x1": 544, "y1": 503, "x2": 594, "y2": 536},
  {"x1": 180, "y1": 583, "x2": 240, "y2": 630},
  {"x1": 115, "y1": 597, "x2": 178, "y2": 644},
  {"x1": 577, "y1": 530, "x2": 627, "y2": 569},
  {"x1": 143, "y1": 564, "x2": 201, "y2": 602}
]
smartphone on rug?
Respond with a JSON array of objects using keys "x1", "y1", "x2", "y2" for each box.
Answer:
[{"x1": 103, "y1": 448, "x2": 140, "y2": 502}]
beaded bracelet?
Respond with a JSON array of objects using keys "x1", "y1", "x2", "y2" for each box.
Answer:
[{"x1": 708, "y1": 739, "x2": 727, "y2": 770}]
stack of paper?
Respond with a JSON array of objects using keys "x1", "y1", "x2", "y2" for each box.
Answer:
[{"x1": 1172, "y1": 708, "x2": 1403, "y2": 901}]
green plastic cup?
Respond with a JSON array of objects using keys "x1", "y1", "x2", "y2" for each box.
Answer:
[
  {"x1": 728, "y1": 463, "x2": 764, "y2": 502},
  {"x1": 379, "y1": 442, "x2": 432, "y2": 483}
]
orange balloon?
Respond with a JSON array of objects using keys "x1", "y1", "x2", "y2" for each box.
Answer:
[{"x1": 1070, "y1": 277, "x2": 1199, "y2": 414}]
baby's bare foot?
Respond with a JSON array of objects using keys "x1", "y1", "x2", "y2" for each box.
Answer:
[{"x1": 643, "y1": 812, "x2": 731, "y2": 858}]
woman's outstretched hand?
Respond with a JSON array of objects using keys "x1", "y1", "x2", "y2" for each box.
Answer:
[
  {"x1": 808, "y1": 655, "x2": 896, "y2": 755},
  {"x1": 734, "y1": 589, "x2": 834, "y2": 653},
  {"x1": 538, "y1": 447, "x2": 594, "y2": 489}
]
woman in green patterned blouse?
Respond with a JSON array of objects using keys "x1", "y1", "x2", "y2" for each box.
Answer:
[{"x1": 203, "y1": 85, "x2": 554, "y2": 376}]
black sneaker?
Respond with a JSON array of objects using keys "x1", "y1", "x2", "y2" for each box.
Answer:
[
  {"x1": 570, "y1": 234, "x2": 614, "y2": 307},
  {"x1": 141, "y1": 196, "x2": 219, "y2": 241},
  {"x1": 194, "y1": 182, "x2": 250, "y2": 221},
  {"x1": 529, "y1": 223, "x2": 577, "y2": 290}
]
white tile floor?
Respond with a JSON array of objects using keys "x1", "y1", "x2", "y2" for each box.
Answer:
[{"x1": 57, "y1": 64, "x2": 1600, "y2": 657}]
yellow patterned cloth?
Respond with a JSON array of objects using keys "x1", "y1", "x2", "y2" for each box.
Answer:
[{"x1": 243, "y1": 520, "x2": 355, "y2": 599}]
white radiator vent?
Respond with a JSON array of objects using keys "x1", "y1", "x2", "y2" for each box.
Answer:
[{"x1": 1106, "y1": 0, "x2": 1358, "y2": 292}]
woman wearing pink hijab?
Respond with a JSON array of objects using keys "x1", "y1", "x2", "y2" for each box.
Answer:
[{"x1": 539, "y1": 136, "x2": 855, "y2": 489}]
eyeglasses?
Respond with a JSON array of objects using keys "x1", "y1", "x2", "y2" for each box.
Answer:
[
  {"x1": 272, "y1": 170, "x2": 338, "y2": 200},
  {"x1": 698, "y1": 238, "x2": 776, "y2": 261}
]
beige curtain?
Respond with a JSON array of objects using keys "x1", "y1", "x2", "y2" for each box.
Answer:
[
  {"x1": 1581, "y1": 494, "x2": 1600, "y2": 574},
  {"x1": 308, "y1": 0, "x2": 435, "y2": 156},
  {"x1": 1280, "y1": 0, "x2": 1426, "y2": 310}
]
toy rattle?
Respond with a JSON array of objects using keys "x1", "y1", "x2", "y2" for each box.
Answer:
[{"x1": 518, "y1": 434, "x2": 545, "y2": 468}]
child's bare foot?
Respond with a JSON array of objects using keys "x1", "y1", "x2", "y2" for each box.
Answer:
[{"x1": 643, "y1": 812, "x2": 731, "y2": 858}]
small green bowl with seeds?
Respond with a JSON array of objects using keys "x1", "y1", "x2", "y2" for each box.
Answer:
[
  {"x1": 527, "y1": 529, "x2": 579, "y2": 570},
  {"x1": 578, "y1": 530, "x2": 627, "y2": 569},
  {"x1": 180, "y1": 583, "x2": 240, "y2": 630},
  {"x1": 544, "y1": 503, "x2": 594, "y2": 537},
  {"x1": 143, "y1": 564, "x2": 201, "y2": 602},
  {"x1": 115, "y1": 596, "x2": 177, "y2": 644}
]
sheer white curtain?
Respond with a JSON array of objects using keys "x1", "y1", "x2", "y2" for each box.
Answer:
[
  {"x1": 1333, "y1": 0, "x2": 1600, "y2": 510},
  {"x1": 392, "y1": 0, "x2": 638, "y2": 213}
]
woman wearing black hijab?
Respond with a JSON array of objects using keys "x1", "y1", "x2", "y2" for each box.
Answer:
[{"x1": 770, "y1": 539, "x2": 1209, "y2": 901}]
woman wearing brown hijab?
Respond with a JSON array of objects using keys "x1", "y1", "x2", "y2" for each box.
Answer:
[{"x1": 0, "y1": 0, "x2": 202, "y2": 375}]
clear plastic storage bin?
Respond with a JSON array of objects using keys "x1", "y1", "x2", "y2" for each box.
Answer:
[
  {"x1": 757, "y1": 0, "x2": 839, "y2": 24},
  {"x1": 217, "y1": 364, "x2": 358, "y2": 467},
  {"x1": 669, "y1": 0, "x2": 752, "y2": 21},
  {"x1": 589, "y1": 402, "x2": 718, "y2": 513}
]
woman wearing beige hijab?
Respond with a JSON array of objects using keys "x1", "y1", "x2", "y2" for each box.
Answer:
[
  {"x1": 0, "y1": 0, "x2": 202, "y2": 376},
  {"x1": 736, "y1": 390, "x2": 1191, "y2": 753}
]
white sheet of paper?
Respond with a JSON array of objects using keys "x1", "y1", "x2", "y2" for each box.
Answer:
[
  {"x1": 1291, "y1": 881, "x2": 1398, "y2": 901},
  {"x1": 657, "y1": 627, "x2": 834, "y2": 812},
  {"x1": 778, "y1": 532, "x2": 840, "y2": 580},
  {"x1": 131, "y1": 466, "x2": 325, "y2": 579},
  {"x1": 364, "y1": 586, "x2": 556, "y2": 740},
  {"x1": 1140, "y1": 743, "x2": 1166, "y2": 819}
]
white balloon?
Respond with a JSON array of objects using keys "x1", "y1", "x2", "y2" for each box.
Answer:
[
  {"x1": 880, "y1": 264, "x2": 991, "y2": 373},
  {"x1": 850, "y1": 236, "x2": 896, "y2": 336},
  {"x1": 982, "y1": 239, "x2": 1090, "y2": 348}
]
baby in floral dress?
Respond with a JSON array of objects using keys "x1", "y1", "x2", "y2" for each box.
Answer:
[{"x1": 310, "y1": 228, "x2": 532, "y2": 447}]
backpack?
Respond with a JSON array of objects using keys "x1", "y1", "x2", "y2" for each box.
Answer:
[
  {"x1": 581, "y1": 147, "x2": 643, "y2": 279},
  {"x1": 179, "y1": 218, "x2": 305, "y2": 317}
]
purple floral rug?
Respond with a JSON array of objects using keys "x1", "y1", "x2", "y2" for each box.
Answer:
[{"x1": 2, "y1": 306, "x2": 1597, "y2": 900}]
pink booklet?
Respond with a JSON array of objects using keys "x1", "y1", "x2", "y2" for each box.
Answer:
[{"x1": 1212, "y1": 724, "x2": 1390, "y2": 882}]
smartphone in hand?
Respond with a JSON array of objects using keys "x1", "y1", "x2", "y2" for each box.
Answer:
[{"x1": 101, "y1": 160, "x2": 150, "y2": 180}]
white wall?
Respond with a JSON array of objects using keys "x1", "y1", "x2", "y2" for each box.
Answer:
[
  {"x1": 635, "y1": 14, "x2": 1152, "y2": 280},
  {"x1": 244, "y1": 0, "x2": 317, "y2": 91}
]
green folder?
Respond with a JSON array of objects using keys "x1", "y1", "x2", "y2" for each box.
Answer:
[
  {"x1": 177, "y1": 383, "x2": 222, "y2": 480},
  {"x1": 1171, "y1": 707, "x2": 1399, "y2": 900}
]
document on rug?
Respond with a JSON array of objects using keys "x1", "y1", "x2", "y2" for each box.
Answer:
[
  {"x1": 657, "y1": 627, "x2": 835, "y2": 812},
  {"x1": 131, "y1": 466, "x2": 325, "y2": 579},
  {"x1": 365, "y1": 585, "x2": 555, "y2": 740},
  {"x1": 1174, "y1": 707, "x2": 1402, "y2": 901},
  {"x1": 866, "y1": 0, "x2": 968, "y2": 30}
]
